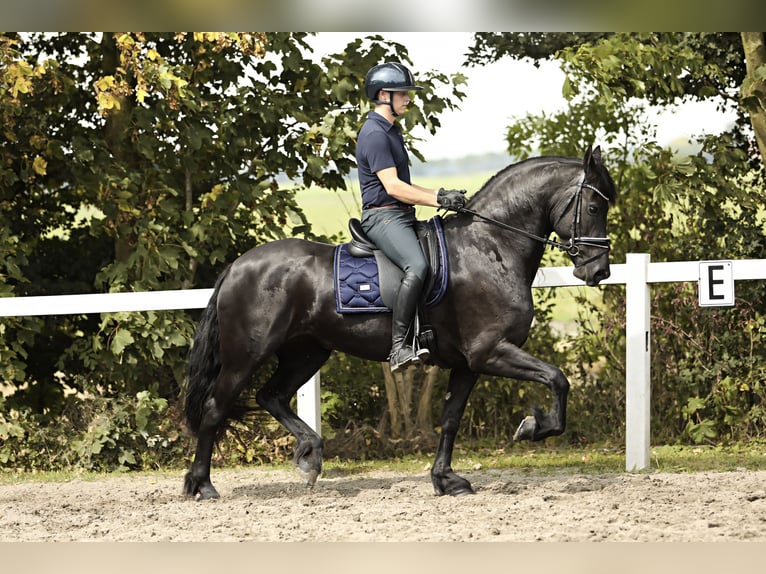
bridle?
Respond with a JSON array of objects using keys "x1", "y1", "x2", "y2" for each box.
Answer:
[{"x1": 455, "y1": 174, "x2": 612, "y2": 268}]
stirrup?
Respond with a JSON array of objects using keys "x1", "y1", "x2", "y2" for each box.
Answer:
[
  {"x1": 412, "y1": 311, "x2": 430, "y2": 362},
  {"x1": 389, "y1": 345, "x2": 418, "y2": 373}
]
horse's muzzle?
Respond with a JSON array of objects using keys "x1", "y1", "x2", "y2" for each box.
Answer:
[
  {"x1": 573, "y1": 260, "x2": 610, "y2": 286},
  {"x1": 590, "y1": 267, "x2": 611, "y2": 285}
]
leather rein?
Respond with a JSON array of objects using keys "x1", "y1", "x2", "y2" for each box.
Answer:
[{"x1": 454, "y1": 175, "x2": 611, "y2": 268}]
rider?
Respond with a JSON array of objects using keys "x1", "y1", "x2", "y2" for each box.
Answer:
[{"x1": 356, "y1": 62, "x2": 467, "y2": 373}]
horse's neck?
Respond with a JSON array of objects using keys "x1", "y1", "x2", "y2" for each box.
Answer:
[
  {"x1": 465, "y1": 166, "x2": 568, "y2": 282},
  {"x1": 475, "y1": 169, "x2": 561, "y2": 240}
]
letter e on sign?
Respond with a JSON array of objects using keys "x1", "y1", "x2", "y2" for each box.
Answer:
[{"x1": 698, "y1": 261, "x2": 734, "y2": 307}]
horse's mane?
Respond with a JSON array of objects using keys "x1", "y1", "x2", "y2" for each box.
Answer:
[
  {"x1": 477, "y1": 156, "x2": 569, "y2": 191},
  {"x1": 474, "y1": 154, "x2": 617, "y2": 204}
]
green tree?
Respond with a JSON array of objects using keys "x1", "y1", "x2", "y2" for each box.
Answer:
[
  {"x1": 466, "y1": 32, "x2": 766, "y2": 445},
  {"x1": 0, "y1": 33, "x2": 465, "y2": 459},
  {"x1": 741, "y1": 33, "x2": 766, "y2": 161}
]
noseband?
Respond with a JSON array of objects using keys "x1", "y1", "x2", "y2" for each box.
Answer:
[{"x1": 456, "y1": 174, "x2": 611, "y2": 267}]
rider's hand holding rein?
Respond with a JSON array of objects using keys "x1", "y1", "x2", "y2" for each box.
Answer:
[{"x1": 437, "y1": 188, "x2": 468, "y2": 211}]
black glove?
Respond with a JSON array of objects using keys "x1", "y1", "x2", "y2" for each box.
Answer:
[{"x1": 437, "y1": 188, "x2": 467, "y2": 210}]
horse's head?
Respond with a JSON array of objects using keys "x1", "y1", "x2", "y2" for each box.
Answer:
[{"x1": 553, "y1": 145, "x2": 616, "y2": 286}]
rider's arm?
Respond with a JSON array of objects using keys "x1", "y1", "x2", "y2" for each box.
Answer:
[{"x1": 376, "y1": 167, "x2": 440, "y2": 208}]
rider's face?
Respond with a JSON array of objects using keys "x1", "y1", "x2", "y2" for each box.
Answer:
[{"x1": 389, "y1": 90, "x2": 411, "y2": 115}]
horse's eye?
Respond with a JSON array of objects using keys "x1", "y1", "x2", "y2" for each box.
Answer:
[{"x1": 587, "y1": 204, "x2": 599, "y2": 215}]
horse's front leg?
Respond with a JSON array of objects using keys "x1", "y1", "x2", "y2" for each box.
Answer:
[
  {"x1": 431, "y1": 368, "x2": 479, "y2": 496},
  {"x1": 478, "y1": 340, "x2": 570, "y2": 442}
]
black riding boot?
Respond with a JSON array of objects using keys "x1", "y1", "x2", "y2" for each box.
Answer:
[{"x1": 389, "y1": 273, "x2": 427, "y2": 373}]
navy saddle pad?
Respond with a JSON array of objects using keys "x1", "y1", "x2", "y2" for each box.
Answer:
[{"x1": 333, "y1": 216, "x2": 449, "y2": 314}]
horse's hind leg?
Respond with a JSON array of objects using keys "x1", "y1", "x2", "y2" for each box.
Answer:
[
  {"x1": 256, "y1": 339, "x2": 331, "y2": 487},
  {"x1": 185, "y1": 362, "x2": 259, "y2": 500}
]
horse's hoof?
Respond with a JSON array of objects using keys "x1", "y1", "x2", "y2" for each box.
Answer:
[
  {"x1": 184, "y1": 472, "x2": 220, "y2": 500},
  {"x1": 434, "y1": 485, "x2": 475, "y2": 496},
  {"x1": 451, "y1": 486, "x2": 476, "y2": 496},
  {"x1": 432, "y1": 475, "x2": 475, "y2": 496},
  {"x1": 197, "y1": 484, "x2": 220, "y2": 501},
  {"x1": 298, "y1": 467, "x2": 320, "y2": 487},
  {"x1": 513, "y1": 415, "x2": 537, "y2": 441}
]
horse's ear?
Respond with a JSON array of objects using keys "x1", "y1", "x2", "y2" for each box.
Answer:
[{"x1": 583, "y1": 144, "x2": 602, "y2": 172}]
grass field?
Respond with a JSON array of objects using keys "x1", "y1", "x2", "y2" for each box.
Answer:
[{"x1": 2, "y1": 444, "x2": 765, "y2": 485}]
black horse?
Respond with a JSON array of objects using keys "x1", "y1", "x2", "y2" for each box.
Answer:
[{"x1": 183, "y1": 145, "x2": 616, "y2": 499}]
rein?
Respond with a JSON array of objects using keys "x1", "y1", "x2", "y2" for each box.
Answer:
[{"x1": 455, "y1": 175, "x2": 611, "y2": 267}]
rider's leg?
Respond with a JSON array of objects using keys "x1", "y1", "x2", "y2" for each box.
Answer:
[
  {"x1": 361, "y1": 208, "x2": 429, "y2": 372},
  {"x1": 389, "y1": 270, "x2": 424, "y2": 371}
]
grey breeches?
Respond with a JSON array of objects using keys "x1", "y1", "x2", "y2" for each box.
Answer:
[{"x1": 360, "y1": 208, "x2": 428, "y2": 283}]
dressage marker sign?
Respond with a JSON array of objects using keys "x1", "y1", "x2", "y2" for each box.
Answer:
[
  {"x1": 698, "y1": 260, "x2": 735, "y2": 307},
  {"x1": 2, "y1": 254, "x2": 764, "y2": 472}
]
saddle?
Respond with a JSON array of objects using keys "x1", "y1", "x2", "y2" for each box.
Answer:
[
  {"x1": 333, "y1": 215, "x2": 448, "y2": 314},
  {"x1": 333, "y1": 215, "x2": 449, "y2": 356}
]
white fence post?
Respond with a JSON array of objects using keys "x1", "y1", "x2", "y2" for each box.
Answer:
[
  {"x1": 297, "y1": 373, "x2": 321, "y2": 437},
  {"x1": 625, "y1": 253, "x2": 651, "y2": 471}
]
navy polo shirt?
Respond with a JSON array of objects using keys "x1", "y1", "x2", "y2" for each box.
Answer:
[{"x1": 356, "y1": 111, "x2": 412, "y2": 209}]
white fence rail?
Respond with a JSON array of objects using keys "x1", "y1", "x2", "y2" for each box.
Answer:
[{"x1": 2, "y1": 254, "x2": 764, "y2": 471}]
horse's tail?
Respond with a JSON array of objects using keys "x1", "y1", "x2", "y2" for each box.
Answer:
[{"x1": 184, "y1": 265, "x2": 231, "y2": 437}]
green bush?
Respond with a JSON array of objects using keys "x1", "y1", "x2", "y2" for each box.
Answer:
[
  {"x1": 317, "y1": 351, "x2": 389, "y2": 438},
  {"x1": 563, "y1": 279, "x2": 766, "y2": 447},
  {"x1": 652, "y1": 284, "x2": 766, "y2": 444},
  {"x1": 0, "y1": 374, "x2": 187, "y2": 471}
]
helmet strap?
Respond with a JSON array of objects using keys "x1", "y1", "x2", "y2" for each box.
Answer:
[{"x1": 372, "y1": 91, "x2": 399, "y2": 117}]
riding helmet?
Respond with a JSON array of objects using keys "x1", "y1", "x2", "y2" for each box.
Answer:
[{"x1": 364, "y1": 62, "x2": 423, "y2": 100}]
